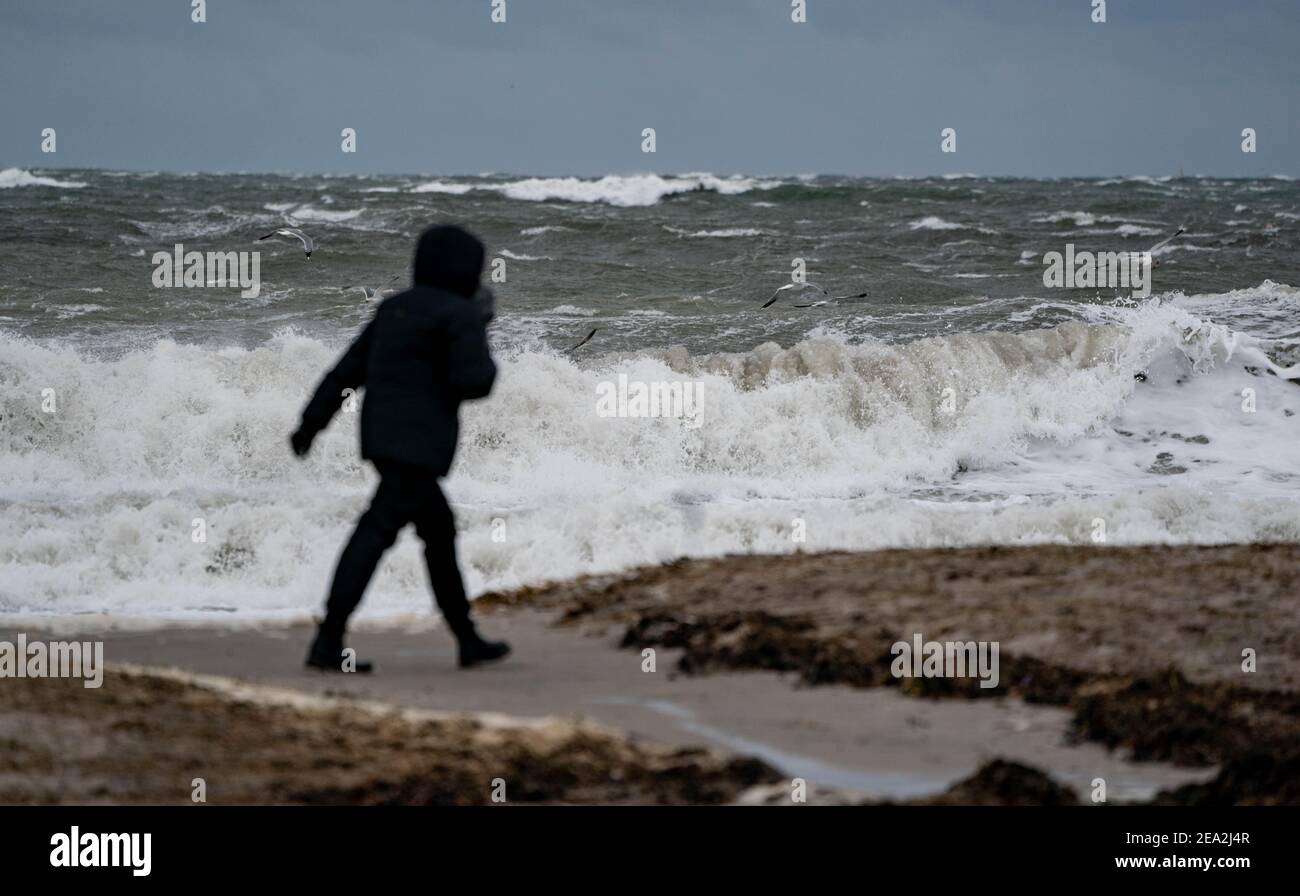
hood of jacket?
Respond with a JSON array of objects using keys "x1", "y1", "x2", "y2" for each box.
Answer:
[{"x1": 412, "y1": 225, "x2": 485, "y2": 297}]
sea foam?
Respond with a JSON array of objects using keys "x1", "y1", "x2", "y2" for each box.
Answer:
[{"x1": 2, "y1": 297, "x2": 1298, "y2": 622}]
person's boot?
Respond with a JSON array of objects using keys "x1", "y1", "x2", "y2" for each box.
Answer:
[
  {"x1": 305, "y1": 622, "x2": 374, "y2": 673},
  {"x1": 453, "y1": 622, "x2": 510, "y2": 669}
]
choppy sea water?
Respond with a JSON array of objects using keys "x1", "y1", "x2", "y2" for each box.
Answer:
[{"x1": 2, "y1": 167, "x2": 1300, "y2": 621}]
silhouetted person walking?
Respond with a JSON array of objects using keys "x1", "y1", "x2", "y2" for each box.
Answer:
[{"x1": 290, "y1": 225, "x2": 509, "y2": 673}]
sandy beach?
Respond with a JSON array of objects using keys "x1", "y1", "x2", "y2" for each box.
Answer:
[{"x1": 3, "y1": 543, "x2": 1295, "y2": 805}]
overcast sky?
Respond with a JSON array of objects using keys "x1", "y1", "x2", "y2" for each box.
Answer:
[{"x1": 1, "y1": 0, "x2": 1296, "y2": 177}]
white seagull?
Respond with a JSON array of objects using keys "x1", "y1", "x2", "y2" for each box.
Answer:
[
  {"x1": 762, "y1": 281, "x2": 870, "y2": 309},
  {"x1": 345, "y1": 275, "x2": 401, "y2": 302},
  {"x1": 258, "y1": 227, "x2": 315, "y2": 258},
  {"x1": 1147, "y1": 227, "x2": 1185, "y2": 267}
]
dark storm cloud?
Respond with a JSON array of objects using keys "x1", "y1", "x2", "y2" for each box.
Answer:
[{"x1": 0, "y1": 0, "x2": 1296, "y2": 176}]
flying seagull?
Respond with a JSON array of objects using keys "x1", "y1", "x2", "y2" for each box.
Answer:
[
  {"x1": 1148, "y1": 227, "x2": 1185, "y2": 267},
  {"x1": 344, "y1": 275, "x2": 401, "y2": 302},
  {"x1": 258, "y1": 227, "x2": 314, "y2": 258},
  {"x1": 564, "y1": 328, "x2": 598, "y2": 354},
  {"x1": 762, "y1": 282, "x2": 815, "y2": 308},
  {"x1": 762, "y1": 281, "x2": 870, "y2": 309}
]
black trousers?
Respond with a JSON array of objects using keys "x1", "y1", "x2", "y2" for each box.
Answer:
[{"x1": 323, "y1": 459, "x2": 473, "y2": 637}]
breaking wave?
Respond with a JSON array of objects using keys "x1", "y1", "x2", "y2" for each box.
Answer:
[
  {"x1": 2, "y1": 299, "x2": 1298, "y2": 620},
  {"x1": 408, "y1": 173, "x2": 784, "y2": 207},
  {"x1": 0, "y1": 168, "x2": 87, "y2": 189}
]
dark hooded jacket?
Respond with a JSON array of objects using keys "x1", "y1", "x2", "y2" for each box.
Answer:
[{"x1": 295, "y1": 226, "x2": 497, "y2": 475}]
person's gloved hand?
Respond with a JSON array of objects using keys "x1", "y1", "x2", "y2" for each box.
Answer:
[
  {"x1": 473, "y1": 286, "x2": 496, "y2": 326},
  {"x1": 290, "y1": 427, "x2": 313, "y2": 458}
]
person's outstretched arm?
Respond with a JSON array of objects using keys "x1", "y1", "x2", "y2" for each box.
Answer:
[
  {"x1": 446, "y1": 303, "x2": 497, "y2": 400},
  {"x1": 290, "y1": 319, "x2": 376, "y2": 456}
]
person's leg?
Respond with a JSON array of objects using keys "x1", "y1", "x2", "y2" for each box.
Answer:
[
  {"x1": 413, "y1": 479, "x2": 510, "y2": 667},
  {"x1": 323, "y1": 477, "x2": 411, "y2": 627},
  {"x1": 412, "y1": 479, "x2": 472, "y2": 634},
  {"x1": 308, "y1": 464, "x2": 416, "y2": 670}
]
